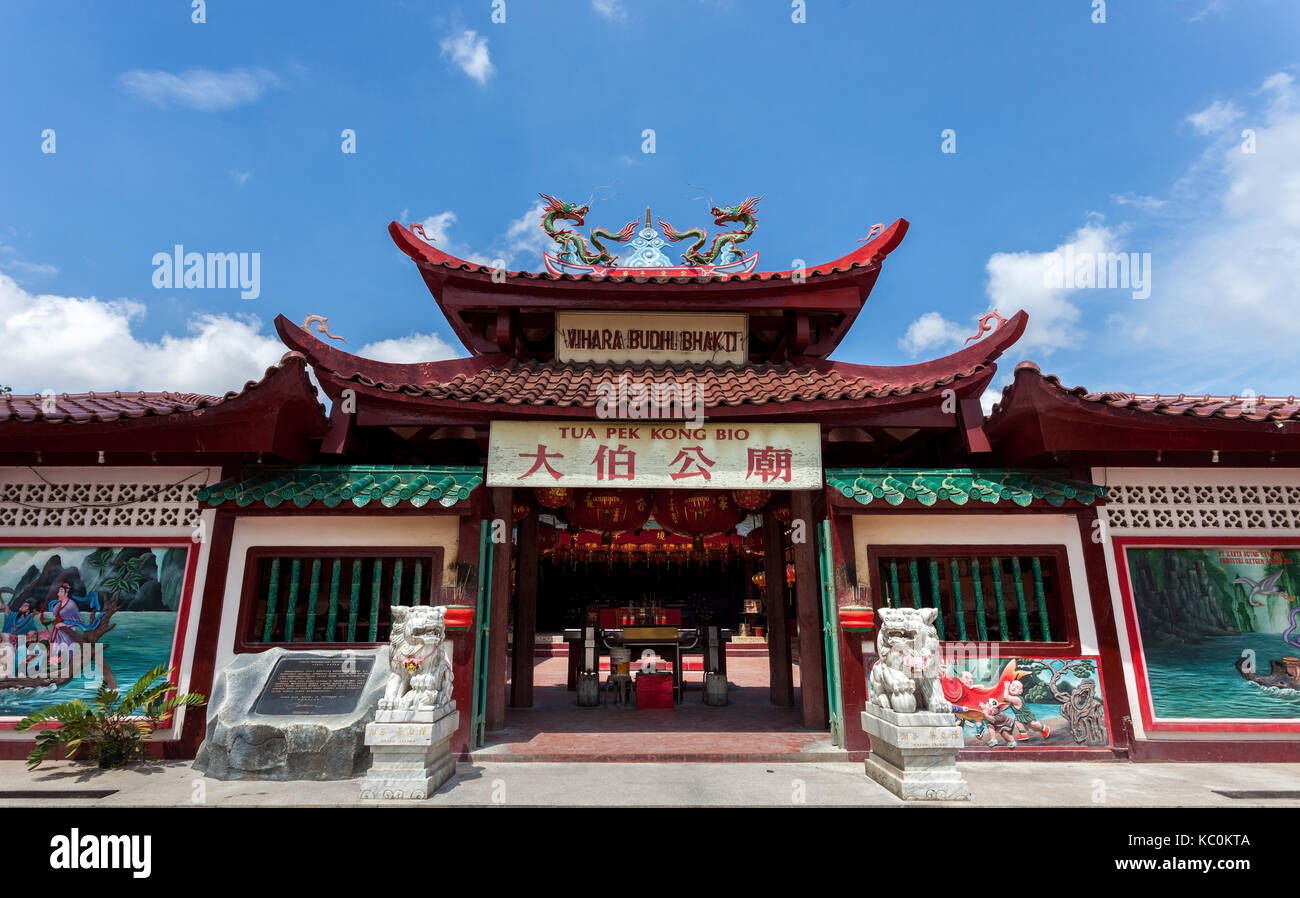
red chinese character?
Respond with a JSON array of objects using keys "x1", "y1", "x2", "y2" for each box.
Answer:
[
  {"x1": 591, "y1": 444, "x2": 636, "y2": 481},
  {"x1": 746, "y1": 446, "x2": 793, "y2": 483},
  {"x1": 518, "y1": 444, "x2": 565, "y2": 480},
  {"x1": 668, "y1": 446, "x2": 716, "y2": 481}
]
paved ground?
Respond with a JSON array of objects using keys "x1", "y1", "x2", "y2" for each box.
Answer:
[{"x1": 3, "y1": 759, "x2": 1298, "y2": 807}]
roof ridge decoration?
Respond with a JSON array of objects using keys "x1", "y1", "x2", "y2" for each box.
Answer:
[
  {"x1": 826, "y1": 468, "x2": 1107, "y2": 509},
  {"x1": 538, "y1": 194, "x2": 763, "y2": 277}
]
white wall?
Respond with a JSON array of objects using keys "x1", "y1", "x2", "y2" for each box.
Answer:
[
  {"x1": 213, "y1": 515, "x2": 461, "y2": 673},
  {"x1": 851, "y1": 513, "x2": 1098, "y2": 653}
]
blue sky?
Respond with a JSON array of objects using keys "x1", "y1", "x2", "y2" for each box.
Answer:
[{"x1": 2, "y1": 0, "x2": 1298, "y2": 404}]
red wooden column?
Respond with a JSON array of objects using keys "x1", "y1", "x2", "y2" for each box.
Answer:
[
  {"x1": 175, "y1": 508, "x2": 236, "y2": 759},
  {"x1": 828, "y1": 507, "x2": 870, "y2": 755},
  {"x1": 450, "y1": 513, "x2": 484, "y2": 757},
  {"x1": 763, "y1": 512, "x2": 795, "y2": 707},
  {"x1": 485, "y1": 487, "x2": 514, "y2": 731},
  {"x1": 510, "y1": 505, "x2": 539, "y2": 708},
  {"x1": 791, "y1": 490, "x2": 827, "y2": 728},
  {"x1": 1075, "y1": 504, "x2": 1133, "y2": 752}
]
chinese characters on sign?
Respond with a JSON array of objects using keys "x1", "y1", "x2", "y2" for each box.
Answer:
[{"x1": 487, "y1": 422, "x2": 821, "y2": 490}]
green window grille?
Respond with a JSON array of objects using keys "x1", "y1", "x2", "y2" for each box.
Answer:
[
  {"x1": 244, "y1": 552, "x2": 440, "y2": 645},
  {"x1": 875, "y1": 552, "x2": 1065, "y2": 643}
]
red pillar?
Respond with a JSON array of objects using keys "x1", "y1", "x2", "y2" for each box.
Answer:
[
  {"x1": 828, "y1": 507, "x2": 870, "y2": 755},
  {"x1": 450, "y1": 513, "x2": 483, "y2": 757},
  {"x1": 511, "y1": 506, "x2": 538, "y2": 707},
  {"x1": 174, "y1": 508, "x2": 235, "y2": 759},
  {"x1": 1075, "y1": 505, "x2": 1133, "y2": 751},
  {"x1": 763, "y1": 512, "x2": 795, "y2": 707},
  {"x1": 485, "y1": 487, "x2": 514, "y2": 731},
  {"x1": 791, "y1": 490, "x2": 827, "y2": 728}
]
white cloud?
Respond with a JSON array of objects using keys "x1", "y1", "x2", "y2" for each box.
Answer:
[
  {"x1": 0, "y1": 271, "x2": 284, "y2": 394},
  {"x1": 979, "y1": 387, "x2": 1001, "y2": 416},
  {"x1": 592, "y1": 0, "x2": 628, "y2": 20},
  {"x1": 231, "y1": 170, "x2": 252, "y2": 186},
  {"x1": 120, "y1": 67, "x2": 280, "y2": 111},
  {"x1": 358, "y1": 332, "x2": 460, "y2": 364},
  {"x1": 408, "y1": 200, "x2": 550, "y2": 270},
  {"x1": 1185, "y1": 99, "x2": 1241, "y2": 135},
  {"x1": 899, "y1": 311, "x2": 966, "y2": 356},
  {"x1": 0, "y1": 245, "x2": 57, "y2": 279},
  {"x1": 1112, "y1": 192, "x2": 1166, "y2": 211},
  {"x1": 982, "y1": 223, "x2": 1119, "y2": 357},
  {"x1": 439, "y1": 30, "x2": 494, "y2": 85}
]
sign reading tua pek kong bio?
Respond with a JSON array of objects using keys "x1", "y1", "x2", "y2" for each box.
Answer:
[
  {"x1": 554, "y1": 311, "x2": 748, "y2": 365},
  {"x1": 488, "y1": 421, "x2": 821, "y2": 490}
]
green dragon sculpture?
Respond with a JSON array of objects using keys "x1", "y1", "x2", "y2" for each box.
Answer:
[
  {"x1": 659, "y1": 196, "x2": 763, "y2": 266},
  {"x1": 539, "y1": 194, "x2": 638, "y2": 266}
]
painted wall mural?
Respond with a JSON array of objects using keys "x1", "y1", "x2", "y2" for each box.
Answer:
[
  {"x1": 0, "y1": 545, "x2": 189, "y2": 716},
  {"x1": 938, "y1": 656, "x2": 1110, "y2": 750},
  {"x1": 1124, "y1": 545, "x2": 1300, "y2": 721}
]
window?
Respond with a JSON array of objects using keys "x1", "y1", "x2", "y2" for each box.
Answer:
[
  {"x1": 240, "y1": 549, "x2": 443, "y2": 647},
  {"x1": 874, "y1": 549, "x2": 1070, "y2": 643}
]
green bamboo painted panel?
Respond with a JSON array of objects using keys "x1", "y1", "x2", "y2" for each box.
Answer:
[
  {"x1": 907, "y1": 559, "x2": 922, "y2": 608},
  {"x1": 412, "y1": 562, "x2": 423, "y2": 606},
  {"x1": 1031, "y1": 556, "x2": 1052, "y2": 640},
  {"x1": 928, "y1": 558, "x2": 944, "y2": 640},
  {"x1": 326, "y1": 559, "x2": 341, "y2": 642},
  {"x1": 888, "y1": 561, "x2": 901, "y2": 609},
  {"x1": 368, "y1": 558, "x2": 382, "y2": 642},
  {"x1": 391, "y1": 558, "x2": 404, "y2": 609},
  {"x1": 1011, "y1": 556, "x2": 1031, "y2": 640},
  {"x1": 948, "y1": 557, "x2": 967, "y2": 640},
  {"x1": 970, "y1": 557, "x2": 988, "y2": 642},
  {"x1": 347, "y1": 559, "x2": 361, "y2": 642},
  {"x1": 262, "y1": 558, "x2": 281, "y2": 643},
  {"x1": 991, "y1": 557, "x2": 1010, "y2": 640},
  {"x1": 305, "y1": 559, "x2": 321, "y2": 641},
  {"x1": 284, "y1": 559, "x2": 302, "y2": 642}
]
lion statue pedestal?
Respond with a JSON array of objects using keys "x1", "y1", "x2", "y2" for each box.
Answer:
[
  {"x1": 862, "y1": 607, "x2": 971, "y2": 801},
  {"x1": 360, "y1": 605, "x2": 460, "y2": 801}
]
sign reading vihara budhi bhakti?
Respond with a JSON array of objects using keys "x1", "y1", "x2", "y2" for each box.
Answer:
[
  {"x1": 554, "y1": 311, "x2": 747, "y2": 365},
  {"x1": 488, "y1": 421, "x2": 821, "y2": 490},
  {"x1": 253, "y1": 655, "x2": 375, "y2": 716}
]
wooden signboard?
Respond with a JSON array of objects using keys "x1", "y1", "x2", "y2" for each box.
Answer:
[
  {"x1": 554, "y1": 311, "x2": 747, "y2": 365},
  {"x1": 487, "y1": 421, "x2": 821, "y2": 490}
]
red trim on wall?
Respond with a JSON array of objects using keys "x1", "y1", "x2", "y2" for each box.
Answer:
[
  {"x1": 1113, "y1": 535, "x2": 1300, "y2": 735},
  {"x1": 0, "y1": 536, "x2": 199, "y2": 740}
]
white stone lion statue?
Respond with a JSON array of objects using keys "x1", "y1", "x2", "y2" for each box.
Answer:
[
  {"x1": 377, "y1": 605, "x2": 454, "y2": 719},
  {"x1": 868, "y1": 607, "x2": 950, "y2": 715}
]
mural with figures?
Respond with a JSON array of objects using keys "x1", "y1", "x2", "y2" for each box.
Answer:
[
  {"x1": 0, "y1": 545, "x2": 189, "y2": 716},
  {"x1": 937, "y1": 656, "x2": 1110, "y2": 749},
  {"x1": 1125, "y1": 546, "x2": 1300, "y2": 721}
]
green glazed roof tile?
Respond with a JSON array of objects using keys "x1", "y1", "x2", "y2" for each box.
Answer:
[
  {"x1": 825, "y1": 468, "x2": 1106, "y2": 509},
  {"x1": 196, "y1": 465, "x2": 484, "y2": 511}
]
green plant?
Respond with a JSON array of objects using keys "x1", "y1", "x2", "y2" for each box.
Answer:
[{"x1": 15, "y1": 665, "x2": 206, "y2": 770}]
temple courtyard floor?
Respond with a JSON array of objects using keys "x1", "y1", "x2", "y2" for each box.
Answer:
[{"x1": 0, "y1": 759, "x2": 1297, "y2": 807}]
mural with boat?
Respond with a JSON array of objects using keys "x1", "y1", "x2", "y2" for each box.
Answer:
[{"x1": 0, "y1": 546, "x2": 188, "y2": 715}]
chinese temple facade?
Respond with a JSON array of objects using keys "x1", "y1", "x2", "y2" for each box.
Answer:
[{"x1": 2, "y1": 200, "x2": 1297, "y2": 765}]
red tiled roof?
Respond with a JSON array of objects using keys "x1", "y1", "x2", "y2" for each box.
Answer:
[
  {"x1": 388, "y1": 218, "x2": 909, "y2": 285},
  {"x1": 0, "y1": 352, "x2": 322, "y2": 424},
  {"x1": 996, "y1": 361, "x2": 1300, "y2": 423},
  {"x1": 276, "y1": 311, "x2": 1029, "y2": 412}
]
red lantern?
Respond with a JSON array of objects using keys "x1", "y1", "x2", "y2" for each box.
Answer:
[
  {"x1": 751, "y1": 571, "x2": 767, "y2": 589},
  {"x1": 785, "y1": 563, "x2": 796, "y2": 585},
  {"x1": 566, "y1": 489, "x2": 652, "y2": 534},
  {"x1": 744, "y1": 530, "x2": 766, "y2": 556},
  {"x1": 534, "y1": 487, "x2": 572, "y2": 509},
  {"x1": 653, "y1": 489, "x2": 743, "y2": 538},
  {"x1": 839, "y1": 606, "x2": 875, "y2": 632},
  {"x1": 512, "y1": 501, "x2": 532, "y2": 520},
  {"x1": 770, "y1": 500, "x2": 793, "y2": 525},
  {"x1": 731, "y1": 489, "x2": 772, "y2": 511},
  {"x1": 443, "y1": 605, "x2": 475, "y2": 632}
]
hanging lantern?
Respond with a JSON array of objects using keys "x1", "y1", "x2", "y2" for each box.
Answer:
[
  {"x1": 786, "y1": 563, "x2": 796, "y2": 585},
  {"x1": 731, "y1": 489, "x2": 772, "y2": 511},
  {"x1": 770, "y1": 500, "x2": 793, "y2": 525},
  {"x1": 653, "y1": 489, "x2": 743, "y2": 538},
  {"x1": 534, "y1": 487, "x2": 573, "y2": 509},
  {"x1": 751, "y1": 571, "x2": 767, "y2": 589},
  {"x1": 744, "y1": 530, "x2": 766, "y2": 556},
  {"x1": 567, "y1": 489, "x2": 652, "y2": 534},
  {"x1": 512, "y1": 501, "x2": 533, "y2": 520}
]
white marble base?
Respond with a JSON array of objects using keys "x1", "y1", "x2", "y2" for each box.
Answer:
[
  {"x1": 374, "y1": 700, "x2": 456, "y2": 724},
  {"x1": 862, "y1": 707, "x2": 971, "y2": 801},
  {"x1": 359, "y1": 709, "x2": 459, "y2": 800}
]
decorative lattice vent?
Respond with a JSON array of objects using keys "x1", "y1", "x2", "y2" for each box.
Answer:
[
  {"x1": 1103, "y1": 484, "x2": 1300, "y2": 530},
  {"x1": 0, "y1": 481, "x2": 201, "y2": 530}
]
